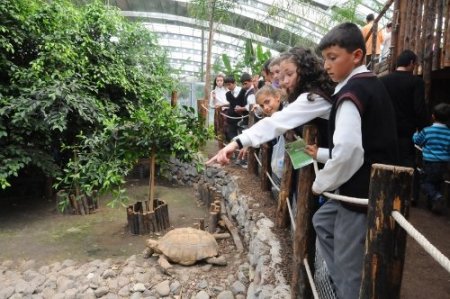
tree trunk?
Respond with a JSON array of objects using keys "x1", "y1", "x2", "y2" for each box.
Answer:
[
  {"x1": 148, "y1": 147, "x2": 156, "y2": 212},
  {"x1": 203, "y1": 0, "x2": 216, "y2": 114}
]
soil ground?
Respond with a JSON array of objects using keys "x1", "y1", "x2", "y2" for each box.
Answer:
[{"x1": 0, "y1": 141, "x2": 449, "y2": 298}]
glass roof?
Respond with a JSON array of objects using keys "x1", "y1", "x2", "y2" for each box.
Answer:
[{"x1": 111, "y1": 0, "x2": 392, "y2": 81}]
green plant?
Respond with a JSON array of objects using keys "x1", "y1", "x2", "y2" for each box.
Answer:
[{"x1": 1, "y1": 0, "x2": 209, "y2": 208}]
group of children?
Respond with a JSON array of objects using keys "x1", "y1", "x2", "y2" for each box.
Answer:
[{"x1": 207, "y1": 21, "x2": 449, "y2": 299}]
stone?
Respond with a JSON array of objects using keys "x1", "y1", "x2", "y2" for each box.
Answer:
[
  {"x1": 102, "y1": 269, "x2": 116, "y2": 279},
  {"x1": 0, "y1": 286, "x2": 15, "y2": 299},
  {"x1": 230, "y1": 281, "x2": 246, "y2": 295},
  {"x1": 118, "y1": 285, "x2": 130, "y2": 297},
  {"x1": 217, "y1": 290, "x2": 234, "y2": 299},
  {"x1": 154, "y1": 280, "x2": 170, "y2": 297},
  {"x1": 196, "y1": 279, "x2": 208, "y2": 289},
  {"x1": 64, "y1": 288, "x2": 78, "y2": 299},
  {"x1": 130, "y1": 292, "x2": 143, "y2": 299},
  {"x1": 170, "y1": 280, "x2": 181, "y2": 294},
  {"x1": 195, "y1": 290, "x2": 210, "y2": 299},
  {"x1": 132, "y1": 283, "x2": 146, "y2": 292},
  {"x1": 94, "y1": 286, "x2": 109, "y2": 298}
]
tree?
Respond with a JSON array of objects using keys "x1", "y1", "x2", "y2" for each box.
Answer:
[
  {"x1": 0, "y1": 0, "x2": 208, "y2": 208},
  {"x1": 188, "y1": 0, "x2": 235, "y2": 111}
]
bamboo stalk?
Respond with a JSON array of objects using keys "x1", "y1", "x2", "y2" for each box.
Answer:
[{"x1": 433, "y1": 0, "x2": 444, "y2": 71}]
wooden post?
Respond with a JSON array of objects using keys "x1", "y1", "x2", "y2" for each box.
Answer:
[
  {"x1": 291, "y1": 125, "x2": 319, "y2": 299},
  {"x1": 443, "y1": 1, "x2": 450, "y2": 67},
  {"x1": 170, "y1": 90, "x2": 178, "y2": 107},
  {"x1": 432, "y1": 0, "x2": 444, "y2": 71},
  {"x1": 260, "y1": 143, "x2": 272, "y2": 192},
  {"x1": 360, "y1": 164, "x2": 413, "y2": 299},
  {"x1": 148, "y1": 147, "x2": 156, "y2": 212},
  {"x1": 276, "y1": 131, "x2": 295, "y2": 228},
  {"x1": 247, "y1": 108, "x2": 258, "y2": 176},
  {"x1": 197, "y1": 99, "x2": 208, "y2": 128},
  {"x1": 389, "y1": 0, "x2": 401, "y2": 72},
  {"x1": 422, "y1": 0, "x2": 436, "y2": 107},
  {"x1": 214, "y1": 106, "x2": 225, "y2": 149}
]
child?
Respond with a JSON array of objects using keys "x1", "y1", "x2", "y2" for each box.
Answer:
[
  {"x1": 206, "y1": 47, "x2": 334, "y2": 165},
  {"x1": 305, "y1": 22, "x2": 398, "y2": 299},
  {"x1": 224, "y1": 76, "x2": 242, "y2": 142},
  {"x1": 210, "y1": 73, "x2": 228, "y2": 108},
  {"x1": 413, "y1": 103, "x2": 450, "y2": 213}
]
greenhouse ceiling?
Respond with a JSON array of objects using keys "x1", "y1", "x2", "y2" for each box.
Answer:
[{"x1": 108, "y1": 0, "x2": 392, "y2": 81}]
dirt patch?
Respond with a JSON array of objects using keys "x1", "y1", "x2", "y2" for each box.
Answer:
[{"x1": 0, "y1": 181, "x2": 209, "y2": 265}]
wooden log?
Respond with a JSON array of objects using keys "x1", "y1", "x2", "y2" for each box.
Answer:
[
  {"x1": 170, "y1": 90, "x2": 177, "y2": 107},
  {"x1": 247, "y1": 147, "x2": 259, "y2": 176},
  {"x1": 432, "y1": 0, "x2": 444, "y2": 71},
  {"x1": 148, "y1": 212, "x2": 156, "y2": 233},
  {"x1": 164, "y1": 203, "x2": 170, "y2": 229},
  {"x1": 291, "y1": 125, "x2": 319, "y2": 299},
  {"x1": 81, "y1": 195, "x2": 89, "y2": 215},
  {"x1": 138, "y1": 212, "x2": 144, "y2": 235},
  {"x1": 209, "y1": 211, "x2": 218, "y2": 233},
  {"x1": 214, "y1": 106, "x2": 225, "y2": 149},
  {"x1": 402, "y1": 0, "x2": 413, "y2": 49},
  {"x1": 213, "y1": 233, "x2": 231, "y2": 240},
  {"x1": 69, "y1": 194, "x2": 79, "y2": 215},
  {"x1": 389, "y1": 0, "x2": 401, "y2": 72},
  {"x1": 396, "y1": 0, "x2": 408, "y2": 61},
  {"x1": 148, "y1": 149, "x2": 156, "y2": 212},
  {"x1": 360, "y1": 164, "x2": 413, "y2": 299},
  {"x1": 260, "y1": 143, "x2": 272, "y2": 192},
  {"x1": 197, "y1": 99, "x2": 208, "y2": 128},
  {"x1": 127, "y1": 206, "x2": 133, "y2": 233},
  {"x1": 276, "y1": 131, "x2": 295, "y2": 228},
  {"x1": 413, "y1": 0, "x2": 424, "y2": 74},
  {"x1": 443, "y1": 0, "x2": 450, "y2": 67},
  {"x1": 220, "y1": 214, "x2": 244, "y2": 253},
  {"x1": 409, "y1": 0, "x2": 419, "y2": 63},
  {"x1": 422, "y1": 0, "x2": 436, "y2": 107}
]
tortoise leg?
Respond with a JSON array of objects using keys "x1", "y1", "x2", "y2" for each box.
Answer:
[
  {"x1": 205, "y1": 255, "x2": 227, "y2": 266},
  {"x1": 158, "y1": 255, "x2": 174, "y2": 275}
]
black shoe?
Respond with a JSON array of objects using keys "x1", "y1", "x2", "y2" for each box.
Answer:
[{"x1": 431, "y1": 195, "x2": 445, "y2": 214}]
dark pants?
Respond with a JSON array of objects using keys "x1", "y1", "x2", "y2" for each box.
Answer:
[
  {"x1": 421, "y1": 161, "x2": 448, "y2": 201},
  {"x1": 226, "y1": 119, "x2": 239, "y2": 142}
]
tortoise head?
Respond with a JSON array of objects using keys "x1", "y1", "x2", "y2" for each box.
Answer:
[{"x1": 146, "y1": 239, "x2": 161, "y2": 255}]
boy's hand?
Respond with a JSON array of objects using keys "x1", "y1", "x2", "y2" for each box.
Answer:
[
  {"x1": 206, "y1": 141, "x2": 239, "y2": 165},
  {"x1": 304, "y1": 144, "x2": 318, "y2": 159}
]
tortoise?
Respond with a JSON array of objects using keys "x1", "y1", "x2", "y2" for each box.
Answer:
[{"x1": 145, "y1": 227, "x2": 227, "y2": 267}]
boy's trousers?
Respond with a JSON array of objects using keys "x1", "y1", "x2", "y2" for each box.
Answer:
[{"x1": 313, "y1": 200, "x2": 367, "y2": 299}]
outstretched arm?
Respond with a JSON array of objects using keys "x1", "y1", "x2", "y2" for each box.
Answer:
[{"x1": 206, "y1": 141, "x2": 239, "y2": 165}]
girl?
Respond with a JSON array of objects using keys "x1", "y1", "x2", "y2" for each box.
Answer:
[
  {"x1": 210, "y1": 73, "x2": 228, "y2": 108},
  {"x1": 207, "y1": 47, "x2": 335, "y2": 165}
]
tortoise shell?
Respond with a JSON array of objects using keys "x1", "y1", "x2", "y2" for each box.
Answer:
[{"x1": 157, "y1": 227, "x2": 219, "y2": 266}]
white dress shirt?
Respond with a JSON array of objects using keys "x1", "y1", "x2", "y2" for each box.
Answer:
[
  {"x1": 238, "y1": 92, "x2": 331, "y2": 147},
  {"x1": 312, "y1": 65, "x2": 369, "y2": 194}
]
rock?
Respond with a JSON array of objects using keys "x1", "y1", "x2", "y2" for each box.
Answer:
[
  {"x1": 230, "y1": 281, "x2": 246, "y2": 295},
  {"x1": 195, "y1": 290, "x2": 210, "y2": 299},
  {"x1": 94, "y1": 286, "x2": 109, "y2": 297},
  {"x1": 154, "y1": 280, "x2": 170, "y2": 297},
  {"x1": 170, "y1": 280, "x2": 181, "y2": 294},
  {"x1": 102, "y1": 269, "x2": 116, "y2": 279},
  {"x1": 130, "y1": 292, "x2": 143, "y2": 299},
  {"x1": 64, "y1": 288, "x2": 78, "y2": 299},
  {"x1": 132, "y1": 283, "x2": 146, "y2": 292},
  {"x1": 217, "y1": 290, "x2": 234, "y2": 299},
  {"x1": 0, "y1": 286, "x2": 15, "y2": 299},
  {"x1": 196, "y1": 279, "x2": 208, "y2": 289},
  {"x1": 118, "y1": 285, "x2": 130, "y2": 297}
]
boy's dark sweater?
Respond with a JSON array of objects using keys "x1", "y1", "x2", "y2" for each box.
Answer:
[{"x1": 329, "y1": 73, "x2": 398, "y2": 202}]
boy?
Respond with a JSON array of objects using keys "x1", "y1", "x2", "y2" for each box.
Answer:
[
  {"x1": 224, "y1": 76, "x2": 242, "y2": 142},
  {"x1": 413, "y1": 103, "x2": 450, "y2": 213},
  {"x1": 306, "y1": 22, "x2": 398, "y2": 299}
]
